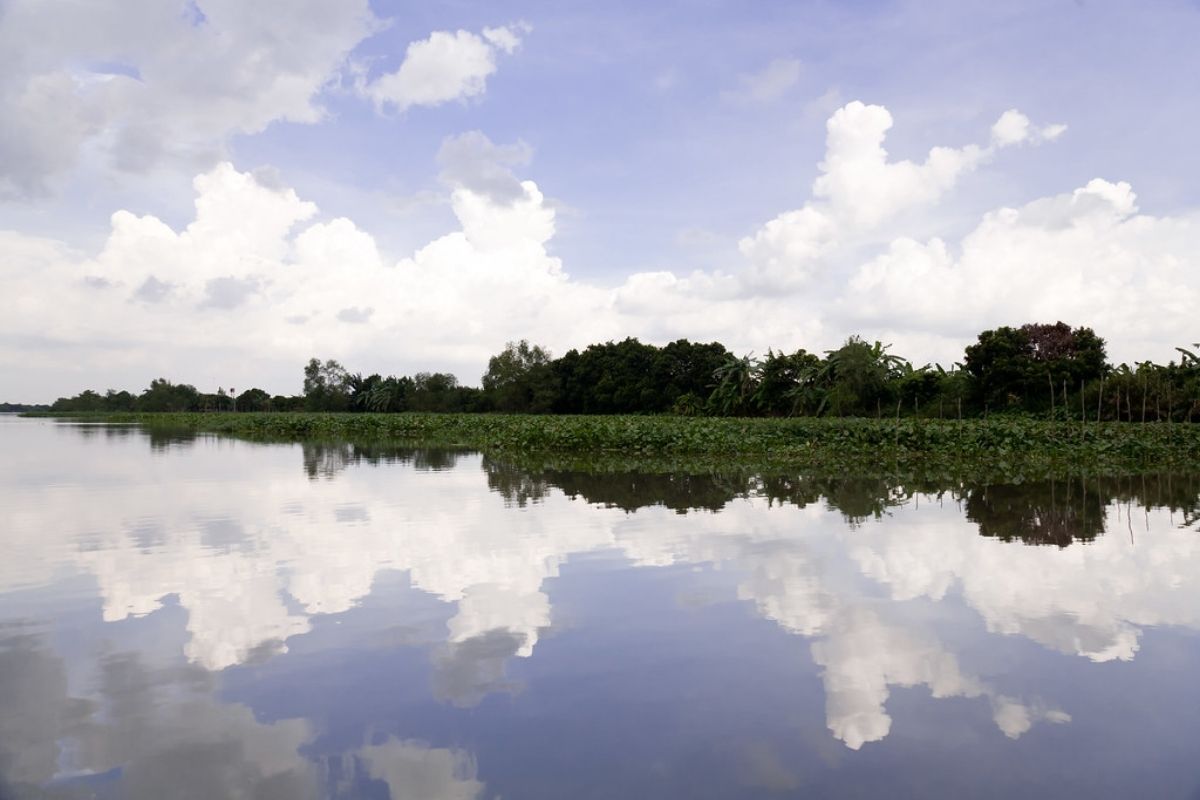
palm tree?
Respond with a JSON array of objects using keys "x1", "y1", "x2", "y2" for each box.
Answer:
[
  {"x1": 710, "y1": 353, "x2": 761, "y2": 416},
  {"x1": 780, "y1": 359, "x2": 826, "y2": 417},
  {"x1": 819, "y1": 337, "x2": 908, "y2": 416},
  {"x1": 366, "y1": 376, "x2": 410, "y2": 413}
]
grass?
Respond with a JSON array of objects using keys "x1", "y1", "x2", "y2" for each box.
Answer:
[{"x1": 28, "y1": 411, "x2": 1200, "y2": 476}]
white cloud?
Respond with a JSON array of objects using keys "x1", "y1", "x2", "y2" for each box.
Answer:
[
  {"x1": 437, "y1": 130, "x2": 533, "y2": 204},
  {"x1": 991, "y1": 109, "x2": 1067, "y2": 146},
  {"x1": 723, "y1": 57, "x2": 803, "y2": 104},
  {"x1": 360, "y1": 24, "x2": 527, "y2": 113},
  {"x1": 0, "y1": 0, "x2": 381, "y2": 197},
  {"x1": 3, "y1": 101, "x2": 1197, "y2": 401},
  {"x1": 0, "y1": 7, "x2": 529, "y2": 199},
  {"x1": 10, "y1": 433, "x2": 1197, "y2": 750},
  {"x1": 844, "y1": 177, "x2": 1200, "y2": 362},
  {"x1": 358, "y1": 738, "x2": 485, "y2": 800},
  {"x1": 738, "y1": 101, "x2": 1066, "y2": 289}
]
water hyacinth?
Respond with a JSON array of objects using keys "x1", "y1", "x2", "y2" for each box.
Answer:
[{"x1": 32, "y1": 412, "x2": 1200, "y2": 476}]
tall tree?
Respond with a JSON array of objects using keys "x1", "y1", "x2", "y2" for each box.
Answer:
[
  {"x1": 818, "y1": 337, "x2": 907, "y2": 416},
  {"x1": 964, "y1": 322, "x2": 1107, "y2": 411},
  {"x1": 482, "y1": 340, "x2": 558, "y2": 412},
  {"x1": 302, "y1": 358, "x2": 351, "y2": 411}
]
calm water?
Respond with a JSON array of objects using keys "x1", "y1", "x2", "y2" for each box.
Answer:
[{"x1": 3, "y1": 415, "x2": 1200, "y2": 799}]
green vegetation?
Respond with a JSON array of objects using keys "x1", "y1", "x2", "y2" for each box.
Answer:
[
  {"x1": 35, "y1": 412, "x2": 1200, "y2": 474},
  {"x1": 44, "y1": 322, "x2": 1200, "y2": 424},
  {"x1": 0, "y1": 402, "x2": 48, "y2": 412},
  {"x1": 293, "y1": 441, "x2": 1200, "y2": 538}
]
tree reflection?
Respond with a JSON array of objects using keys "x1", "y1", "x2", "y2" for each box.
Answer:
[
  {"x1": 479, "y1": 455, "x2": 1200, "y2": 542},
  {"x1": 143, "y1": 427, "x2": 199, "y2": 451},
  {"x1": 964, "y1": 473, "x2": 1200, "y2": 546},
  {"x1": 481, "y1": 458, "x2": 922, "y2": 524},
  {"x1": 965, "y1": 478, "x2": 1108, "y2": 546},
  {"x1": 300, "y1": 443, "x2": 465, "y2": 479},
  {"x1": 482, "y1": 460, "x2": 551, "y2": 508}
]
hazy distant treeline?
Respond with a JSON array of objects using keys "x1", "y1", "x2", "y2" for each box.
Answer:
[
  {"x1": 47, "y1": 322, "x2": 1200, "y2": 421},
  {"x1": 1, "y1": 402, "x2": 48, "y2": 412}
]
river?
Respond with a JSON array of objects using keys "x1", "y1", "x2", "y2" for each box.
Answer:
[{"x1": 2, "y1": 415, "x2": 1199, "y2": 798}]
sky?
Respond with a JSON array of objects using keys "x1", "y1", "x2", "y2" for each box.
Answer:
[{"x1": 2, "y1": 0, "x2": 1199, "y2": 401}]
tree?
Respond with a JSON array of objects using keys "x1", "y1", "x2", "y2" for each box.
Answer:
[
  {"x1": 302, "y1": 358, "x2": 351, "y2": 411},
  {"x1": 366, "y1": 376, "x2": 414, "y2": 413},
  {"x1": 347, "y1": 373, "x2": 382, "y2": 411},
  {"x1": 753, "y1": 349, "x2": 821, "y2": 416},
  {"x1": 235, "y1": 387, "x2": 272, "y2": 412},
  {"x1": 482, "y1": 340, "x2": 558, "y2": 412},
  {"x1": 653, "y1": 339, "x2": 732, "y2": 408},
  {"x1": 709, "y1": 353, "x2": 760, "y2": 416},
  {"x1": 553, "y1": 338, "x2": 662, "y2": 413},
  {"x1": 138, "y1": 378, "x2": 199, "y2": 412},
  {"x1": 104, "y1": 389, "x2": 136, "y2": 411},
  {"x1": 411, "y1": 372, "x2": 461, "y2": 412},
  {"x1": 964, "y1": 322, "x2": 1107, "y2": 412},
  {"x1": 818, "y1": 337, "x2": 907, "y2": 416}
]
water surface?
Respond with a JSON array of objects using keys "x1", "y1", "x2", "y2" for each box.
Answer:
[{"x1": 2, "y1": 415, "x2": 1200, "y2": 798}]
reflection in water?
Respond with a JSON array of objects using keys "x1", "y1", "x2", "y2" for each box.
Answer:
[
  {"x1": 2, "y1": 418, "x2": 1200, "y2": 797},
  {"x1": 354, "y1": 739, "x2": 483, "y2": 800},
  {"x1": 302, "y1": 442, "x2": 464, "y2": 480},
  {"x1": 966, "y1": 480, "x2": 1107, "y2": 546},
  {"x1": 486, "y1": 453, "x2": 1200, "y2": 538},
  {"x1": 0, "y1": 629, "x2": 318, "y2": 800},
  {"x1": 0, "y1": 630, "x2": 487, "y2": 800},
  {"x1": 432, "y1": 628, "x2": 527, "y2": 708}
]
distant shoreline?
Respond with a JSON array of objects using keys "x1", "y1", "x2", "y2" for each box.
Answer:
[{"x1": 24, "y1": 411, "x2": 1200, "y2": 477}]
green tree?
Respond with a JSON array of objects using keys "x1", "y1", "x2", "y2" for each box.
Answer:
[
  {"x1": 411, "y1": 372, "x2": 463, "y2": 412},
  {"x1": 138, "y1": 378, "x2": 199, "y2": 412},
  {"x1": 818, "y1": 337, "x2": 906, "y2": 416},
  {"x1": 553, "y1": 338, "x2": 662, "y2": 413},
  {"x1": 753, "y1": 349, "x2": 821, "y2": 416},
  {"x1": 482, "y1": 340, "x2": 558, "y2": 412},
  {"x1": 964, "y1": 322, "x2": 1107, "y2": 412},
  {"x1": 653, "y1": 339, "x2": 732, "y2": 408},
  {"x1": 366, "y1": 375, "x2": 414, "y2": 412},
  {"x1": 235, "y1": 387, "x2": 272, "y2": 412},
  {"x1": 709, "y1": 353, "x2": 760, "y2": 416},
  {"x1": 302, "y1": 358, "x2": 351, "y2": 411}
]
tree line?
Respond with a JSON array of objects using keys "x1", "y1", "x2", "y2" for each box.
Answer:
[{"x1": 47, "y1": 322, "x2": 1200, "y2": 422}]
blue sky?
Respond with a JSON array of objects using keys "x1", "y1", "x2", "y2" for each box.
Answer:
[
  {"x1": 2, "y1": 0, "x2": 1199, "y2": 399},
  {"x1": 235, "y1": 0, "x2": 1200, "y2": 277}
]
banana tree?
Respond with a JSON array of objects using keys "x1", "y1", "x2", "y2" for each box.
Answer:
[{"x1": 709, "y1": 353, "x2": 761, "y2": 416}]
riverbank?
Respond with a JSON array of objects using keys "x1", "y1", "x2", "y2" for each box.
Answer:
[{"x1": 26, "y1": 411, "x2": 1200, "y2": 475}]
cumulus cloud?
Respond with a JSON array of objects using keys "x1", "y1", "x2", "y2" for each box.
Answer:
[
  {"x1": 437, "y1": 131, "x2": 533, "y2": 205},
  {"x1": 359, "y1": 24, "x2": 528, "y2": 113},
  {"x1": 739, "y1": 101, "x2": 1067, "y2": 288},
  {"x1": 201, "y1": 276, "x2": 261, "y2": 310},
  {"x1": 3, "y1": 101, "x2": 1198, "y2": 402},
  {"x1": 0, "y1": 0, "x2": 381, "y2": 197},
  {"x1": 991, "y1": 109, "x2": 1067, "y2": 146},
  {"x1": 0, "y1": 6, "x2": 529, "y2": 198},
  {"x1": 843, "y1": 177, "x2": 1199, "y2": 357}
]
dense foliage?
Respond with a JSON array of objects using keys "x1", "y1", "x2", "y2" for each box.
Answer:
[
  {"x1": 44, "y1": 323, "x2": 1200, "y2": 422},
  {"x1": 37, "y1": 412, "x2": 1200, "y2": 474}
]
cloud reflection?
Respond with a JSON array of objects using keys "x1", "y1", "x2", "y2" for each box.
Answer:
[
  {"x1": 4, "y1": 426, "x2": 1200, "y2": 754},
  {"x1": 0, "y1": 632, "x2": 317, "y2": 799},
  {"x1": 357, "y1": 738, "x2": 484, "y2": 800}
]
